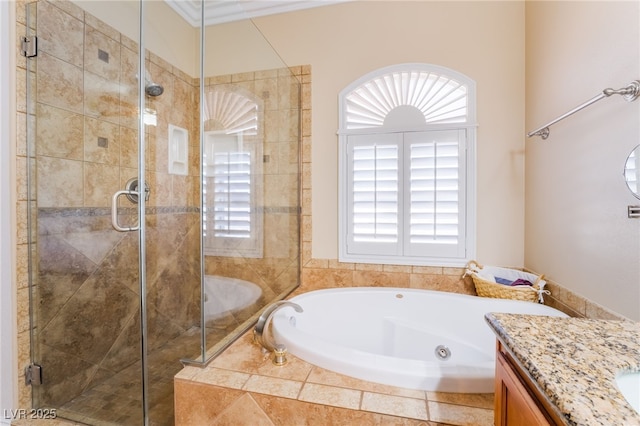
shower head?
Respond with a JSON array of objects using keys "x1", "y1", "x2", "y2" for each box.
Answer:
[
  {"x1": 145, "y1": 81, "x2": 164, "y2": 97},
  {"x1": 139, "y1": 70, "x2": 164, "y2": 97}
]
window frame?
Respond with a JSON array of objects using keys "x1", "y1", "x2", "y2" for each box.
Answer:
[{"x1": 338, "y1": 63, "x2": 477, "y2": 267}]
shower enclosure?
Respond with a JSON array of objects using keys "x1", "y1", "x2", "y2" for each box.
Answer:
[{"x1": 23, "y1": 1, "x2": 300, "y2": 424}]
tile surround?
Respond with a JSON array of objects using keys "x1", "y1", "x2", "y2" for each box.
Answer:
[{"x1": 174, "y1": 332, "x2": 494, "y2": 426}]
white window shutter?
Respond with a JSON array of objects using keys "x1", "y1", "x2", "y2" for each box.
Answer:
[
  {"x1": 346, "y1": 134, "x2": 402, "y2": 256},
  {"x1": 404, "y1": 130, "x2": 466, "y2": 258},
  {"x1": 204, "y1": 132, "x2": 263, "y2": 258},
  {"x1": 338, "y1": 63, "x2": 476, "y2": 266},
  {"x1": 212, "y1": 151, "x2": 252, "y2": 238}
]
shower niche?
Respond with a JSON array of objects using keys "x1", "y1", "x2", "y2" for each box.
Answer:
[{"x1": 23, "y1": 1, "x2": 301, "y2": 425}]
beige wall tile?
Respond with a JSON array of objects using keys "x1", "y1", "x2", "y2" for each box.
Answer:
[
  {"x1": 16, "y1": 111, "x2": 28, "y2": 157},
  {"x1": 84, "y1": 117, "x2": 120, "y2": 165},
  {"x1": 16, "y1": 157, "x2": 27, "y2": 201},
  {"x1": 36, "y1": 103, "x2": 84, "y2": 160},
  {"x1": 192, "y1": 367, "x2": 250, "y2": 390},
  {"x1": 352, "y1": 270, "x2": 410, "y2": 287},
  {"x1": 298, "y1": 383, "x2": 361, "y2": 410},
  {"x1": 85, "y1": 25, "x2": 121, "y2": 82},
  {"x1": 84, "y1": 162, "x2": 119, "y2": 207},
  {"x1": 585, "y1": 302, "x2": 627, "y2": 321},
  {"x1": 412, "y1": 266, "x2": 444, "y2": 275},
  {"x1": 306, "y1": 367, "x2": 425, "y2": 399},
  {"x1": 47, "y1": 0, "x2": 84, "y2": 21},
  {"x1": 255, "y1": 77, "x2": 278, "y2": 111},
  {"x1": 37, "y1": 0, "x2": 84, "y2": 67},
  {"x1": 120, "y1": 126, "x2": 138, "y2": 169},
  {"x1": 242, "y1": 375, "x2": 303, "y2": 399},
  {"x1": 361, "y1": 392, "x2": 428, "y2": 420},
  {"x1": 37, "y1": 52, "x2": 83, "y2": 114},
  {"x1": 301, "y1": 268, "x2": 353, "y2": 290},
  {"x1": 174, "y1": 366, "x2": 200, "y2": 381},
  {"x1": 15, "y1": 201, "x2": 28, "y2": 245},
  {"x1": 37, "y1": 156, "x2": 83, "y2": 208},
  {"x1": 84, "y1": 71, "x2": 120, "y2": 124},
  {"x1": 145, "y1": 171, "x2": 171, "y2": 206},
  {"x1": 17, "y1": 330, "x2": 31, "y2": 375},
  {"x1": 212, "y1": 393, "x2": 274, "y2": 426},
  {"x1": 84, "y1": 11, "x2": 120, "y2": 42},
  {"x1": 174, "y1": 380, "x2": 244, "y2": 425},
  {"x1": 427, "y1": 401, "x2": 493, "y2": 426},
  {"x1": 16, "y1": 287, "x2": 30, "y2": 333},
  {"x1": 426, "y1": 391, "x2": 494, "y2": 410},
  {"x1": 119, "y1": 45, "x2": 139, "y2": 130},
  {"x1": 15, "y1": 244, "x2": 29, "y2": 289}
]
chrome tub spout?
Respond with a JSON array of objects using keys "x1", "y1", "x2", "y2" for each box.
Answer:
[{"x1": 253, "y1": 300, "x2": 303, "y2": 365}]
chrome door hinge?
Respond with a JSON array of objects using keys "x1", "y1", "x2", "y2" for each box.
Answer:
[
  {"x1": 25, "y1": 363, "x2": 42, "y2": 386},
  {"x1": 21, "y1": 36, "x2": 38, "y2": 58},
  {"x1": 628, "y1": 205, "x2": 640, "y2": 219}
]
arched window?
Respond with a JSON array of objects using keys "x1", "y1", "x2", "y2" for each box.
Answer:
[{"x1": 338, "y1": 63, "x2": 476, "y2": 266}]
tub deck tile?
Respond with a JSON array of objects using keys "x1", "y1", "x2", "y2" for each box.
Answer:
[
  {"x1": 192, "y1": 366, "x2": 251, "y2": 390},
  {"x1": 428, "y1": 400, "x2": 493, "y2": 426},
  {"x1": 175, "y1": 328, "x2": 495, "y2": 426},
  {"x1": 298, "y1": 382, "x2": 362, "y2": 410},
  {"x1": 361, "y1": 392, "x2": 428, "y2": 420},
  {"x1": 242, "y1": 375, "x2": 304, "y2": 399},
  {"x1": 307, "y1": 366, "x2": 427, "y2": 399}
]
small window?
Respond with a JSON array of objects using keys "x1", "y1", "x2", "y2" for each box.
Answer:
[{"x1": 338, "y1": 64, "x2": 476, "y2": 266}]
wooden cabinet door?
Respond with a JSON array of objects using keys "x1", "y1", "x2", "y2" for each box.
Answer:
[{"x1": 495, "y1": 350, "x2": 553, "y2": 426}]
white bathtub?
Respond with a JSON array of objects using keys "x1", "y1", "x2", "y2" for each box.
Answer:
[
  {"x1": 272, "y1": 287, "x2": 567, "y2": 393},
  {"x1": 203, "y1": 275, "x2": 262, "y2": 321}
]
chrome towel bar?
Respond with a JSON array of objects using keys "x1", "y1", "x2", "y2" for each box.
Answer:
[{"x1": 527, "y1": 80, "x2": 640, "y2": 140}]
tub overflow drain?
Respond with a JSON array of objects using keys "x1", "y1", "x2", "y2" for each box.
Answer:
[{"x1": 435, "y1": 345, "x2": 451, "y2": 360}]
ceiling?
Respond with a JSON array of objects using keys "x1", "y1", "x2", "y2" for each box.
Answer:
[{"x1": 165, "y1": 0, "x2": 348, "y2": 26}]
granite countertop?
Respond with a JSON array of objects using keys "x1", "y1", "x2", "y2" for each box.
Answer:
[{"x1": 485, "y1": 313, "x2": 640, "y2": 426}]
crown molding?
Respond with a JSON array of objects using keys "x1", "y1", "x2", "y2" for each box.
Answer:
[{"x1": 165, "y1": 0, "x2": 348, "y2": 27}]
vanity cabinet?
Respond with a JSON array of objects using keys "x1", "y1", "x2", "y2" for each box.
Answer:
[{"x1": 494, "y1": 341, "x2": 561, "y2": 426}]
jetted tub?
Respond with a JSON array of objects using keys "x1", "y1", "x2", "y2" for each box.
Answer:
[
  {"x1": 203, "y1": 275, "x2": 262, "y2": 321},
  {"x1": 272, "y1": 287, "x2": 567, "y2": 393}
]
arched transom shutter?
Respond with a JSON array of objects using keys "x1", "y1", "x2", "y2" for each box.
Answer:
[{"x1": 343, "y1": 67, "x2": 470, "y2": 130}]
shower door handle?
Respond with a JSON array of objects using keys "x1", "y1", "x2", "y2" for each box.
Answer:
[{"x1": 111, "y1": 190, "x2": 140, "y2": 232}]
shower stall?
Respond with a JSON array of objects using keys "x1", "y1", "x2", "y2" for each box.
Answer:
[{"x1": 23, "y1": 1, "x2": 301, "y2": 424}]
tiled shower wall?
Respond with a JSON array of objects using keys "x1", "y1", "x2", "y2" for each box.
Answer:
[
  {"x1": 22, "y1": 0, "x2": 202, "y2": 409},
  {"x1": 203, "y1": 69, "x2": 301, "y2": 312},
  {"x1": 14, "y1": 0, "x2": 303, "y2": 411}
]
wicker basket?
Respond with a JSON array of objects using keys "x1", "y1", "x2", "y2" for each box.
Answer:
[{"x1": 464, "y1": 260, "x2": 548, "y2": 303}]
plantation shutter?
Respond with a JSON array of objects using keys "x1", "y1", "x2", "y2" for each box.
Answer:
[
  {"x1": 404, "y1": 130, "x2": 466, "y2": 258},
  {"x1": 346, "y1": 133, "x2": 401, "y2": 256},
  {"x1": 346, "y1": 130, "x2": 465, "y2": 259},
  {"x1": 204, "y1": 132, "x2": 263, "y2": 258},
  {"x1": 212, "y1": 150, "x2": 251, "y2": 238}
]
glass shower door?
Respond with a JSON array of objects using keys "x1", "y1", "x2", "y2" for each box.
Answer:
[
  {"x1": 25, "y1": 0, "x2": 301, "y2": 424},
  {"x1": 26, "y1": 0, "x2": 146, "y2": 424}
]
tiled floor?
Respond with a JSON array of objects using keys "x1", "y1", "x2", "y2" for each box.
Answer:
[{"x1": 51, "y1": 328, "x2": 203, "y2": 426}]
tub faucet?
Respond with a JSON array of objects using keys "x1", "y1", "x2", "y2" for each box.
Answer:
[{"x1": 253, "y1": 300, "x2": 303, "y2": 366}]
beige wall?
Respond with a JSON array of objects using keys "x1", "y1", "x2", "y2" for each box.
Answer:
[
  {"x1": 525, "y1": 1, "x2": 640, "y2": 320},
  {"x1": 252, "y1": 1, "x2": 527, "y2": 265}
]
